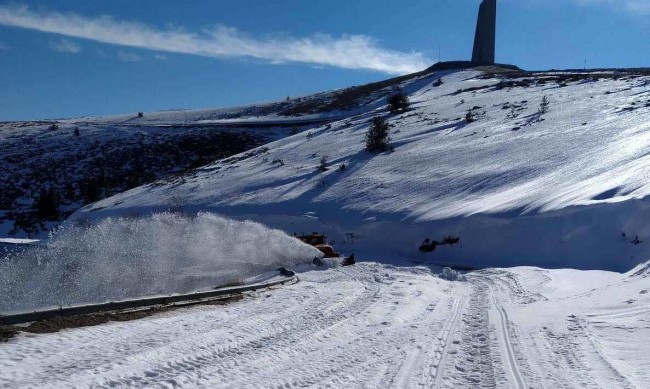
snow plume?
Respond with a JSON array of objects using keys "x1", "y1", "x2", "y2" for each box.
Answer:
[
  {"x1": 0, "y1": 213, "x2": 320, "y2": 313},
  {"x1": 0, "y1": 4, "x2": 430, "y2": 75}
]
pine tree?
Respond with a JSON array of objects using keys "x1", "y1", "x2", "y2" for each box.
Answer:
[
  {"x1": 387, "y1": 91, "x2": 410, "y2": 114},
  {"x1": 366, "y1": 117, "x2": 391, "y2": 153}
]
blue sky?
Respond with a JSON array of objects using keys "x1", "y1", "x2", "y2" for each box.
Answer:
[{"x1": 0, "y1": 0, "x2": 648, "y2": 120}]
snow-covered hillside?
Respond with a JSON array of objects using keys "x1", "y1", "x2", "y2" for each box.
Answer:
[
  {"x1": 0, "y1": 121, "x2": 288, "y2": 237},
  {"x1": 72, "y1": 67, "x2": 650, "y2": 271},
  {"x1": 0, "y1": 65, "x2": 426, "y2": 238}
]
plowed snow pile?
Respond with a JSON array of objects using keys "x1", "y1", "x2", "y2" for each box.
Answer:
[{"x1": 0, "y1": 212, "x2": 320, "y2": 313}]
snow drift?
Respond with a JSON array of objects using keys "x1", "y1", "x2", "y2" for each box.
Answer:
[{"x1": 0, "y1": 212, "x2": 320, "y2": 313}]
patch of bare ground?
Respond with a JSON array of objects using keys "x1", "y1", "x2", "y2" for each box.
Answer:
[{"x1": 0, "y1": 294, "x2": 243, "y2": 342}]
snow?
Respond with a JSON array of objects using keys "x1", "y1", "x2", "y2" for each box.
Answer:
[
  {"x1": 0, "y1": 213, "x2": 321, "y2": 313},
  {"x1": 71, "y1": 69, "x2": 650, "y2": 271},
  {"x1": 2, "y1": 261, "x2": 648, "y2": 388},
  {"x1": 0, "y1": 238, "x2": 39, "y2": 245},
  {"x1": 2, "y1": 67, "x2": 650, "y2": 388}
]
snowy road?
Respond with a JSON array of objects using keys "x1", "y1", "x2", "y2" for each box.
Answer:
[{"x1": 1, "y1": 262, "x2": 648, "y2": 388}]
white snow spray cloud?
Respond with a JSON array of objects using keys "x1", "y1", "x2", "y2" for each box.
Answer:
[
  {"x1": 0, "y1": 212, "x2": 321, "y2": 313},
  {"x1": 0, "y1": 4, "x2": 430, "y2": 75}
]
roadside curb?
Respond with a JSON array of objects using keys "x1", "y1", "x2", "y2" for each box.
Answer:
[{"x1": 0, "y1": 270, "x2": 298, "y2": 326}]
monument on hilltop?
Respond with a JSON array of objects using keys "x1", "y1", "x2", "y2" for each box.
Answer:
[{"x1": 471, "y1": 0, "x2": 497, "y2": 65}]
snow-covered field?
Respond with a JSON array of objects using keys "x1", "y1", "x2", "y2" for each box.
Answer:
[{"x1": 2, "y1": 261, "x2": 648, "y2": 388}]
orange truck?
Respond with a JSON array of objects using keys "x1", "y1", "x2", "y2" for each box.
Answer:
[{"x1": 296, "y1": 233, "x2": 340, "y2": 258}]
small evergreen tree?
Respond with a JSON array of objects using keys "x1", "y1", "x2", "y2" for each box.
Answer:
[
  {"x1": 387, "y1": 91, "x2": 410, "y2": 114},
  {"x1": 73, "y1": 127, "x2": 80, "y2": 137},
  {"x1": 539, "y1": 96, "x2": 549, "y2": 114},
  {"x1": 366, "y1": 117, "x2": 391, "y2": 153},
  {"x1": 318, "y1": 156, "x2": 328, "y2": 172},
  {"x1": 137, "y1": 112, "x2": 144, "y2": 118},
  {"x1": 465, "y1": 109, "x2": 475, "y2": 123}
]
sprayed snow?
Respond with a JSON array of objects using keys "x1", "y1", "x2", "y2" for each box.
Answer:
[{"x1": 0, "y1": 212, "x2": 320, "y2": 313}]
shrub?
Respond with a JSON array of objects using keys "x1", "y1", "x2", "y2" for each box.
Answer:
[
  {"x1": 465, "y1": 109, "x2": 475, "y2": 123},
  {"x1": 539, "y1": 96, "x2": 549, "y2": 114},
  {"x1": 48, "y1": 124, "x2": 59, "y2": 131},
  {"x1": 442, "y1": 235, "x2": 461, "y2": 245},
  {"x1": 137, "y1": 112, "x2": 144, "y2": 118},
  {"x1": 387, "y1": 90, "x2": 410, "y2": 114},
  {"x1": 432, "y1": 78, "x2": 443, "y2": 87},
  {"x1": 339, "y1": 163, "x2": 347, "y2": 172},
  {"x1": 366, "y1": 117, "x2": 391, "y2": 153},
  {"x1": 318, "y1": 156, "x2": 328, "y2": 172},
  {"x1": 507, "y1": 106, "x2": 518, "y2": 119},
  {"x1": 73, "y1": 127, "x2": 80, "y2": 137}
]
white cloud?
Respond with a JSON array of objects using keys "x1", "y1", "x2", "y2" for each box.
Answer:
[
  {"x1": 572, "y1": 0, "x2": 650, "y2": 13},
  {"x1": 48, "y1": 38, "x2": 81, "y2": 53},
  {"x1": 0, "y1": 4, "x2": 430, "y2": 75},
  {"x1": 154, "y1": 53, "x2": 167, "y2": 60},
  {"x1": 513, "y1": 0, "x2": 650, "y2": 14},
  {"x1": 117, "y1": 51, "x2": 141, "y2": 62}
]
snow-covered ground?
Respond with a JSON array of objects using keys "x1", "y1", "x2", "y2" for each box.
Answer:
[
  {"x1": 72, "y1": 68, "x2": 650, "y2": 271},
  {"x1": 2, "y1": 261, "x2": 648, "y2": 388},
  {"x1": 2, "y1": 65, "x2": 650, "y2": 388}
]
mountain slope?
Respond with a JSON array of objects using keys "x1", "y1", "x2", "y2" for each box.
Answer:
[
  {"x1": 1, "y1": 63, "x2": 452, "y2": 237},
  {"x1": 71, "y1": 67, "x2": 650, "y2": 271}
]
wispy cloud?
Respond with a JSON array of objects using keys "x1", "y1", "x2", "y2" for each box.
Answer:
[
  {"x1": 49, "y1": 38, "x2": 81, "y2": 53},
  {"x1": 572, "y1": 0, "x2": 650, "y2": 13},
  {"x1": 117, "y1": 51, "x2": 141, "y2": 62},
  {"x1": 154, "y1": 53, "x2": 167, "y2": 61},
  {"x1": 0, "y1": 4, "x2": 430, "y2": 74}
]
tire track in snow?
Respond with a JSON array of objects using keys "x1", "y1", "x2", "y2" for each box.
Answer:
[
  {"x1": 432, "y1": 284, "x2": 469, "y2": 388},
  {"x1": 1, "y1": 264, "x2": 464, "y2": 389},
  {"x1": 492, "y1": 298, "x2": 526, "y2": 389}
]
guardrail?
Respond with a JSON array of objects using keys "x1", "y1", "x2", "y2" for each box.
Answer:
[{"x1": 0, "y1": 269, "x2": 297, "y2": 326}]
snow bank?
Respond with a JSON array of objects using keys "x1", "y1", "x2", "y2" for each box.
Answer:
[{"x1": 0, "y1": 212, "x2": 320, "y2": 313}]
